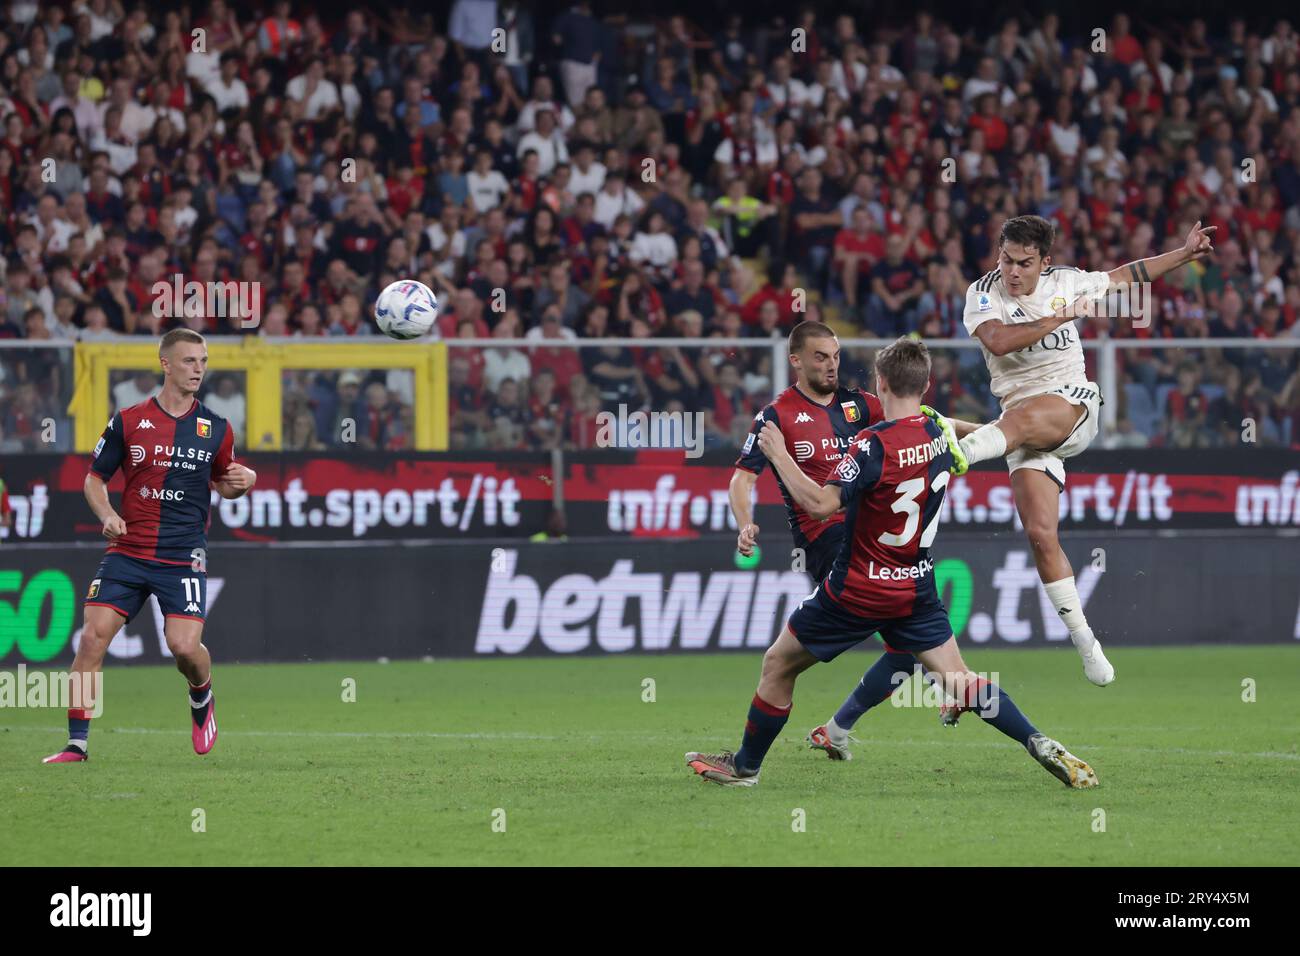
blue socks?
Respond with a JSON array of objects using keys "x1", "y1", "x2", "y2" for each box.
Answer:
[
  {"x1": 189, "y1": 677, "x2": 213, "y2": 725},
  {"x1": 67, "y1": 710, "x2": 90, "y2": 753},
  {"x1": 734, "y1": 694, "x2": 790, "y2": 774},
  {"x1": 832, "y1": 651, "x2": 916, "y2": 729},
  {"x1": 831, "y1": 655, "x2": 1040, "y2": 749},
  {"x1": 960, "y1": 677, "x2": 1039, "y2": 747}
]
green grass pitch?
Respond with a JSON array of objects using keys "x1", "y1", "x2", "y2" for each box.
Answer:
[{"x1": 2, "y1": 646, "x2": 1297, "y2": 866}]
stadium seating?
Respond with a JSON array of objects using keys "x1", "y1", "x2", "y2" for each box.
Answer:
[{"x1": 0, "y1": 4, "x2": 1297, "y2": 451}]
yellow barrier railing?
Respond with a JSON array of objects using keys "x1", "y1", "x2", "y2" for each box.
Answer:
[{"x1": 69, "y1": 338, "x2": 447, "y2": 451}]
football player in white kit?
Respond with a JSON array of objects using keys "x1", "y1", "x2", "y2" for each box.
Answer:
[{"x1": 937, "y1": 215, "x2": 1215, "y2": 686}]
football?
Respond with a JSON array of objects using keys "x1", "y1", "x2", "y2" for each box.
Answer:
[{"x1": 374, "y1": 279, "x2": 439, "y2": 339}]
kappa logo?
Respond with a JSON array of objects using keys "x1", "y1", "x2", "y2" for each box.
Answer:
[
  {"x1": 794, "y1": 411, "x2": 813, "y2": 424},
  {"x1": 129, "y1": 445, "x2": 147, "y2": 465},
  {"x1": 137, "y1": 419, "x2": 155, "y2": 429},
  {"x1": 793, "y1": 440, "x2": 815, "y2": 461},
  {"x1": 184, "y1": 603, "x2": 200, "y2": 614}
]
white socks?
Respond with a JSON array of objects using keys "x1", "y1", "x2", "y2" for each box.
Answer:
[
  {"x1": 826, "y1": 716, "x2": 850, "y2": 743},
  {"x1": 1044, "y1": 577, "x2": 1094, "y2": 652},
  {"x1": 959, "y1": 423, "x2": 1008, "y2": 466}
]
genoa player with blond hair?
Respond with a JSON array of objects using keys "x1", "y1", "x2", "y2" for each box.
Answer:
[{"x1": 44, "y1": 329, "x2": 256, "y2": 764}]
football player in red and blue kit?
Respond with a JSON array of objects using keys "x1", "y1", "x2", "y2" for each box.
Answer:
[
  {"x1": 730, "y1": 320, "x2": 943, "y2": 760},
  {"x1": 688, "y1": 337, "x2": 1098, "y2": 789},
  {"x1": 730, "y1": 320, "x2": 884, "y2": 584},
  {"x1": 44, "y1": 329, "x2": 256, "y2": 764}
]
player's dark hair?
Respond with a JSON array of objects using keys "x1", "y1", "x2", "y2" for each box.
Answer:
[
  {"x1": 788, "y1": 320, "x2": 836, "y2": 354},
  {"x1": 999, "y1": 215, "x2": 1055, "y2": 258},
  {"x1": 160, "y1": 328, "x2": 206, "y2": 356},
  {"x1": 875, "y1": 337, "x2": 931, "y2": 398}
]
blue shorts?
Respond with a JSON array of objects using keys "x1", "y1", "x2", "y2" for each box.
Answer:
[
  {"x1": 85, "y1": 553, "x2": 207, "y2": 623},
  {"x1": 804, "y1": 523, "x2": 845, "y2": 584},
  {"x1": 787, "y1": 586, "x2": 952, "y2": 662}
]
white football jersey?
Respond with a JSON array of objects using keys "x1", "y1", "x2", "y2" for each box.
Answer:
[{"x1": 963, "y1": 265, "x2": 1111, "y2": 408}]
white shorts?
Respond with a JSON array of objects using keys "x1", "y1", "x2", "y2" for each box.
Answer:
[{"x1": 1004, "y1": 381, "x2": 1103, "y2": 489}]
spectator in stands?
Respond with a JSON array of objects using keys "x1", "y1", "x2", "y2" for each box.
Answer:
[
  {"x1": 486, "y1": 377, "x2": 529, "y2": 449},
  {"x1": 712, "y1": 175, "x2": 777, "y2": 260},
  {"x1": 484, "y1": 313, "x2": 531, "y2": 394},
  {"x1": 866, "y1": 233, "x2": 925, "y2": 337},
  {"x1": 204, "y1": 374, "x2": 247, "y2": 447},
  {"x1": 833, "y1": 205, "x2": 885, "y2": 312},
  {"x1": 1165, "y1": 363, "x2": 1212, "y2": 447},
  {"x1": 532, "y1": 260, "x2": 590, "y2": 330}
]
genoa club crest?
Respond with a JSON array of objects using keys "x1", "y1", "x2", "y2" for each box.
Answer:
[
  {"x1": 196, "y1": 417, "x2": 212, "y2": 438},
  {"x1": 841, "y1": 402, "x2": 861, "y2": 423},
  {"x1": 86, "y1": 579, "x2": 100, "y2": 600}
]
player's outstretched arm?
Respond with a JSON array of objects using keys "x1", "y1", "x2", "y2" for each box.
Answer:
[
  {"x1": 1108, "y1": 220, "x2": 1216, "y2": 286},
  {"x1": 972, "y1": 297, "x2": 1086, "y2": 356},
  {"x1": 756, "y1": 422, "x2": 840, "y2": 521}
]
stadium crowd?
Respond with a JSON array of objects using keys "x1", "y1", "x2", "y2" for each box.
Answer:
[{"x1": 1, "y1": 2, "x2": 1299, "y2": 453}]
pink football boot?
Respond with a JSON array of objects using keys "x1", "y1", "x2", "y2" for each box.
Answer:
[
  {"x1": 192, "y1": 692, "x2": 218, "y2": 755},
  {"x1": 42, "y1": 748, "x2": 88, "y2": 764}
]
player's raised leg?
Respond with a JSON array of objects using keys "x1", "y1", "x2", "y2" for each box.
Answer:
[
  {"x1": 165, "y1": 616, "x2": 218, "y2": 754},
  {"x1": 955, "y1": 393, "x2": 1084, "y2": 474},
  {"x1": 687, "y1": 626, "x2": 817, "y2": 786},
  {"x1": 913, "y1": 636, "x2": 1098, "y2": 788},
  {"x1": 1012, "y1": 468, "x2": 1114, "y2": 686},
  {"x1": 43, "y1": 604, "x2": 123, "y2": 764}
]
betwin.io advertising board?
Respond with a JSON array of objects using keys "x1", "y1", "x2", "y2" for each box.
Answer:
[{"x1": 1, "y1": 535, "x2": 1295, "y2": 665}]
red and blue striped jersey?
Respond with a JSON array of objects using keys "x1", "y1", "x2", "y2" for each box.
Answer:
[
  {"x1": 824, "y1": 414, "x2": 953, "y2": 617},
  {"x1": 89, "y1": 396, "x2": 237, "y2": 565},
  {"x1": 735, "y1": 385, "x2": 884, "y2": 547}
]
